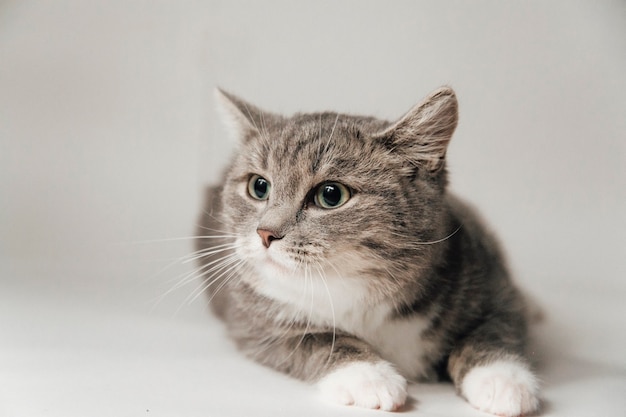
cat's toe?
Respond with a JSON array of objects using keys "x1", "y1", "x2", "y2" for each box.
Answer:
[
  {"x1": 461, "y1": 360, "x2": 540, "y2": 417},
  {"x1": 317, "y1": 361, "x2": 408, "y2": 411}
]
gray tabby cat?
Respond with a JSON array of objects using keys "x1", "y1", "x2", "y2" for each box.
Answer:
[{"x1": 196, "y1": 87, "x2": 540, "y2": 416}]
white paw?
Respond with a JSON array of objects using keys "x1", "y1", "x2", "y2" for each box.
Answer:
[
  {"x1": 461, "y1": 360, "x2": 540, "y2": 417},
  {"x1": 317, "y1": 361, "x2": 408, "y2": 411}
]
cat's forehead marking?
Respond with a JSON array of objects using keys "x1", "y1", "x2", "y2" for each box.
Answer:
[{"x1": 269, "y1": 114, "x2": 374, "y2": 176}]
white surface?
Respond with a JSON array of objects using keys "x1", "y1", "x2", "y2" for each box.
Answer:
[{"x1": 1, "y1": 1, "x2": 625, "y2": 416}]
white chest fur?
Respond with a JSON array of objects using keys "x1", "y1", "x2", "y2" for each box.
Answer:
[
  {"x1": 360, "y1": 310, "x2": 430, "y2": 380},
  {"x1": 331, "y1": 302, "x2": 430, "y2": 380},
  {"x1": 256, "y1": 265, "x2": 431, "y2": 380}
]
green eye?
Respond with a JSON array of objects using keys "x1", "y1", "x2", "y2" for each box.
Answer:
[
  {"x1": 314, "y1": 182, "x2": 351, "y2": 209},
  {"x1": 247, "y1": 175, "x2": 271, "y2": 200}
]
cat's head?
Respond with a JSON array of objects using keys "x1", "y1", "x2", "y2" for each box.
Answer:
[{"x1": 215, "y1": 87, "x2": 458, "y2": 307}]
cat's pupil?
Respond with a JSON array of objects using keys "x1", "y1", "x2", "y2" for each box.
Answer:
[
  {"x1": 254, "y1": 178, "x2": 268, "y2": 198},
  {"x1": 322, "y1": 185, "x2": 342, "y2": 207}
]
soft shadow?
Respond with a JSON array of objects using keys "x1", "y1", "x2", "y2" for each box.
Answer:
[
  {"x1": 530, "y1": 322, "x2": 626, "y2": 386},
  {"x1": 396, "y1": 394, "x2": 419, "y2": 413}
]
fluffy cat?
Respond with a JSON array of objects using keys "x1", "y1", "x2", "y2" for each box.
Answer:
[{"x1": 196, "y1": 87, "x2": 540, "y2": 416}]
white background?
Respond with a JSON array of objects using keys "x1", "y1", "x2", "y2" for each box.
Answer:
[{"x1": 1, "y1": 1, "x2": 625, "y2": 416}]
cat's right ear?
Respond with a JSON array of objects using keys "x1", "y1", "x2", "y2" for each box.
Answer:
[
  {"x1": 373, "y1": 87, "x2": 458, "y2": 173},
  {"x1": 215, "y1": 88, "x2": 279, "y2": 142}
]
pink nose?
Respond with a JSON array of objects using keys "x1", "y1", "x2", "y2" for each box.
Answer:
[{"x1": 257, "y1": 229, "x2": 281, "y2": 248}]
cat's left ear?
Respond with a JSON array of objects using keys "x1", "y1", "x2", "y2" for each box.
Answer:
[
  {"x1": 374, "y1": 87, "x2": 458, "y2": 173},
  {"x1": 215, "y1": 88, "x2": 281, "y2": 142}
]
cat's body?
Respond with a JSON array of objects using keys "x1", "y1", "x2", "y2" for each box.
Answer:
[{"x1": 197, "y1": 87, "x2": 540, "y2": 416}]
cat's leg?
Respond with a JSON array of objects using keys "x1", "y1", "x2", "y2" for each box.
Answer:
[
  {"x1": 447, "y1": 318, "x2": 540, "y2": 417},
  {"x1": 241, "y1": 331, "x2": 407, "y2": 411}
]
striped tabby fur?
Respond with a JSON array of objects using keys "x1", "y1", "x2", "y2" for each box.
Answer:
[{"x1": 196, "y1": 87, "x2": 540, "y2": 415}]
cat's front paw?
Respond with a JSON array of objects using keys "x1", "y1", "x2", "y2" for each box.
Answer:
[
  {"x1": 461, "y1": 360, "x2": 540, "y2": 417},
  {"x1": 317, "y1": 361, "x2": 408, "y2": 411}
]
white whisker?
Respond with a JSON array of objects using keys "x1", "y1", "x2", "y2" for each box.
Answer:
[
  {"x1": 190, "y1": 258, "x2": 245, "y2": 307},
  {"x1": 322, "y1": 113, "x2": 340, "y2": 157},
  {"x1": 181, "y1": 244, "x2": 238, "y2": 264},
  {"x1": 152, "y1": 252, "x2": 240, "y2": 306},
  {"x1": 121, "y1": 235, "x2": 237, "y2": 245},
  {"x1": 275, "y1": 261, "x2": 315, "y2": 367},
  {"x1": 197, "y1": 218, "x2": 246, "y2": 234},
  {"x1": 391, "y1": 223, "x2": 463, "y2": 246},
  {"x1": 315, "y1": 262, "x2": 336, "y2": 371}
]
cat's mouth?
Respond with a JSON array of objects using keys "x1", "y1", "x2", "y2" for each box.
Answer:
[{"x1": 260, "y1": 250, "x2": 296, "y2": 274}]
